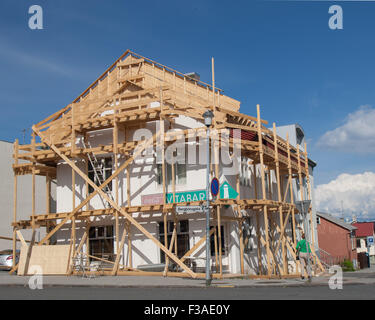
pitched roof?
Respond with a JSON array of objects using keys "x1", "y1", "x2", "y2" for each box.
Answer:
[
  {"x1": 35, "y1": 49, "x2": 245, "y2": 143},
  {"x1": 352, "y1": 222, "x2": 375, "y2": 237},
  {"x1": 317, "y1": 212, "x2": 357, "y2": 231}
]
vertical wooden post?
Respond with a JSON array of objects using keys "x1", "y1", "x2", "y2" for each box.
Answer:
[
  {"x1": 173, "y1": 212, "x2": 178, "y2": 256},
  {"x1": 237, "y1": 171, "x2": 244, "y2": 275},
  {"x1": 212, "y1": 87, "x2": 222, "y2": 276},
  {"x1": 113, "y1": 113, "x2": 119, "y2": 253},
  {"x1": 86, "y1": 219, "x2": 90, "y2": 262},
  {"x1": 159, "y1": 86, "x2": 167, "y2": 250},
  {"x1": 214, "y1": 225, "x2": 219, "y2": 273},
  {"x1": 217, "y1": 206, "x2": 223, "y2": 276},
  {"x1": 273, "y1": 123, "x2": 287, "y2": 275},
  {"x1": 13, "y1": 139, "x2": 19, "y2": 268},
  {"x1": 287, "y1": 134, "x2": 298, "y2": 273},
  {"x1": 71, "y1": 104, "x2": 76, "y2": 155},
  {"x1": 257, "y1": 105, "x2": 271, "y2": 275},
  {"x1": 172, "y1": 161, "x2": 176, "y2": 203},
  {"x1": 256, "y1": 105, "x2": 267, "y2": 200},
  {"x1": 31, "y1": 133, "x2": 36, "y2": 230},
  {"x1": 263, "y1": 205, "x2": 272, "y2": 276},
  {"x1": 297, "y1": 145, "x2": 306, "y2": 236},
  {"x1": 85, "y1": 157, "x2": 89, "y2": 211},
  {"x1": 46, "y1": 174, "x2": 51, "y2": 215},
  {"x1": 304, "y1": 142, "x2": 315, "y2": 251},
  {"x1": 112, "y1": 224, "x2": 127, "y2": 275},
  {"x1": 297, "y1": 145, "x2": 304, "y2": 203},
  {"x1": 163, "y1": 212, "x2": 169, "y2": 271},
  {"x1": 239, "y1": 217, "x2": 245, "y2": 275},
  {"x1": 253, "y1": 163, "x2": 262, "y2": 275},
  {"x1": 71, "y1": 167, "x2": 76, "y2": 260},
  {"x1": 125, "y1": 126, "x2": 131, "y2": 208},
  {"x1": 127, "y1": 222, "x2": 132, "y2": 268},
  {"x1": 126, "y1": 165, "x2": 131, "y2": 208},
  {"x1": 160, "y1": 89, "x2": 166, "y2": 207},
  {"x1": 212, "y1": 57, "x2": 216, "y2": 122}
]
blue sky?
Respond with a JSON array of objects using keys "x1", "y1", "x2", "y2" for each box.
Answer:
[{"x1": 1, "y1": 0, "x2": 375, "y2": 219}]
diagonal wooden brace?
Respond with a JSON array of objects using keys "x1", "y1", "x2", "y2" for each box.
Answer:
[
  {"x1": 35, "y1": 128, "x2": 160, "y2": 246},
  {"x1": 33, "y1": 126, "x2": 197, "y2": 278}
]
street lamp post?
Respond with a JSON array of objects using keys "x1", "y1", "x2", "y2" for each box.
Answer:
[{"x1": 203, "y1": 110, "x2": 214, "y2": 287}]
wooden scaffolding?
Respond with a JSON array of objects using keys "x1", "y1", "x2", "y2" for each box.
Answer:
[{"x1": 10, "y1": 49, "x2": 324, "y2": 278}]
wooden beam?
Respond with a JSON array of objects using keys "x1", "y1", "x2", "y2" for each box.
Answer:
[
  {"x1": 33, "y1": 127, "x2": 197, "y2": 278},
  {"x1": 180, "y1": 228, "x2": 215, "y2": 263},
  {"x1": 112, "y1": 224, "x2": 128, "y2": 275},
  {"x1": 163, "y1": 224, "x2": 177, "y2": 277},
  {"x1": 33, "y1": 128, "x2": 159, "y2": 246},
  {"x1": 263, "y1": 205, "x2": 272, "y2": 276},
  {"x1": 16, "y1": 231, "x2": 27, "y2": 247},
  {"x1": 273, "y1": 123, "x2": 287, "y2": 274}
]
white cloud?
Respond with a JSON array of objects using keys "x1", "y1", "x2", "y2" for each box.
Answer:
[
  {"x1": 315, "y1": 172, "x2": 375, "y2": 220},
  {"x1": 317, "y1": 105, "x2": 375, "y2": 153}
]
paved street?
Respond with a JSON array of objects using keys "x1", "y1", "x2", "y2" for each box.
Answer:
[
  {"x1": 0, "y1": 284, "x2": 374, "y2": 300},
  {"x1": 0, "y1": 268, "x2": 374, "y2": 300}
]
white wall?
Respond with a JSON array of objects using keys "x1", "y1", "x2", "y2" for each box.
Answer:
[{"x1": 53, "y1": 118, "x2": 305, "y2": 273}]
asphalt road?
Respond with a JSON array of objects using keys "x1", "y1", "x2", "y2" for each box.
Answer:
[{"x1": 0, "y1": 284, "x2": 374, "y2": 300}]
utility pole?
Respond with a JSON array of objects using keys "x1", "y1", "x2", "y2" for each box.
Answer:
[{"x1": 203, "y1": 109, "x2": 214, "y2": 287}]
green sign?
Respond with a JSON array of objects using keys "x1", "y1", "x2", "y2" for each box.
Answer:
[
  {"x1": 220, "y1": 181, "x2": 239, "y2": 200},
  {"x1": 166, "y1": 190, "x2": 206, "y2": 204}
]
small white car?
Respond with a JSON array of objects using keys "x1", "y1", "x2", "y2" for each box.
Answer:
[{"x1": 0, "y1": 250, "x2": 19, "y2": 270}]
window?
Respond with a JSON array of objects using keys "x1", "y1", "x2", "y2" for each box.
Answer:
[
  {"x1": 317, "y1": 217, "x2": 321, "y2": 225},
  {"x1": 243, "y1": 218, "x2": 253, "y2": 253},
  {"x1": 88, "y1": 157, "x2": 113, "y2": 194},
  {"x1": 89, "y1": 225, "x2": 114, "y2": 261},
  {"x1": 356, "y1": 239, "x2": 361, "y2": 248},
  {"x1": 240, "y1": 157, "x2": 250, "y2": 186},
  {"x1": 264, "y1": 172, "x2": 269, "y2": 195},
  {"x1": 351, "y1": 237, "x2": 355, "y2": 250},
  {"x1": 157, "y1": 162, "x2": 186, "y2": 186},
  {"x1": 210, "y1": 225, "x2": 225, "y2": 256},
  {"x1": 159, "y1": 220, "x2": 190, "y2": 263},
  {"x1": 296, "y1": 127, "x2": 304, "y2": 146}
]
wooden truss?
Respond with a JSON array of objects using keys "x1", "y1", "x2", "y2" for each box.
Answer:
[{"x1": 11, "y1": 50, "x2": 324, "y2": 278}]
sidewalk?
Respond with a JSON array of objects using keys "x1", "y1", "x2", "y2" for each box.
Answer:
[{"x1": 1, "y1": 270, "x2": 375, "y2": 288}]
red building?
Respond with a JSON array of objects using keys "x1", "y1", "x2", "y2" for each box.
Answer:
[
  {"x1": 316, "y1": 212, "x2": 358, "y2": 267},
  {"x1": 352, "y1": 221, "x2": 375, "y2": 267}
]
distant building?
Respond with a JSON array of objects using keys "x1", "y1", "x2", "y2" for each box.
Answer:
[
  {"x1": 316, "y1": 212, "x2": 357, "y2": 268},
  {"x1": 352, "y1": 221, "x2": 375, "y2": 266}
]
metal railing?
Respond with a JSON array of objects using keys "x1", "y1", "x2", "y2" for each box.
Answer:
[{"x1": 317, "y1": 248, "x2": 346, "y2": 268}]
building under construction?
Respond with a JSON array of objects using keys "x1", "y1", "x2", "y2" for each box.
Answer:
[{"x1": 11, "y1": 50, "x2": 324, "y2": 278}]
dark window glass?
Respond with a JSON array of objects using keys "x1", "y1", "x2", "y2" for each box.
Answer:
[
  {"x1": 89, "y1": 225, "x2": 115, "y2": 262},
  {"x1": 159, "y1": 220, "x2": 190, "y2": 263}
]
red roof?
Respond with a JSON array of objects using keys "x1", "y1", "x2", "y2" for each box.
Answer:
[{"x1": 353, "y1": 222, "x2": 375, "y2": 237}]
